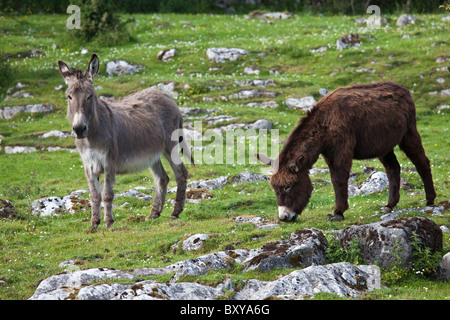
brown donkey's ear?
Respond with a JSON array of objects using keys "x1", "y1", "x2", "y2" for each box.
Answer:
[
  {"x1": 86, "y1": 54, "x2": 99, "y2": 82},
  {"x1": 255, "y1": 153, "x2": 275, "y2": 167},
  {"x1": 287, "y1": 155, "x2": 305, "y2": 173},
  {"x1": 58, "y1": 60, "x2": 72, "y2": 84}
]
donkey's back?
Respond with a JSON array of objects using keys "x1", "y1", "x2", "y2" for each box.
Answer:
[{"x1": 317, "y1": 81, "x2": 416, "y2": 159}]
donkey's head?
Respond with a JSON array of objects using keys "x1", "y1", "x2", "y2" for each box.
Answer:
[
  {"x1": 256, "y1": 153, "x2": 313, "y2": 222},
  {"x1": 58, "y1": 54, "x2": 99, "y2": 139}
]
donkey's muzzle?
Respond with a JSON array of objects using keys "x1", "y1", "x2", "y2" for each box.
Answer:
[
  {"x1": 278, "y1": 206, "x2": 298, "y2": 222},
  {"x1": 73, "y1": 124, "x2": 88, "y2": 139}
]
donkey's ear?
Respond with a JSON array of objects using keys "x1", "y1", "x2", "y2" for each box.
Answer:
[
  {"x1": 254, "y1": 153, "x2": 275, "y2": 167},
  {"x1": 86, "y1": 54, "x2": 99, "y2": 82},
  {"x1": 287, "y1": 155, "x2": 305, "y2": 173},
  {"x1": 58, "y1": 60, "x2": 71, "y2": 84}
]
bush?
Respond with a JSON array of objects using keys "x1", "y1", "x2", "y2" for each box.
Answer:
[
  {"x1": 0, "y1": 53, "x2": 14, "y2": 98},
  {"x1": 68, "y1": 0, "x2": 133, "y2": 46}
]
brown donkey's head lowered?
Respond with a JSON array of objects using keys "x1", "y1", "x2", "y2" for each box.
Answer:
[
  {"x1": 58, "y1": 54, "x2": 99, "y2": 139},
  {"x1": 256, "y1": 152, "x2": 313, "y2": 222}
]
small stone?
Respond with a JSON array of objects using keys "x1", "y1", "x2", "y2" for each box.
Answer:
[
  {"x1": 285, "y1": 96, "x2": 317, "y2": 111},
  {"x1": 0, "y1": 199, "x2": 16, "y2": 218},
  {"x1": 181, "y1": 234, "x2": 210, "y2": 252},
  {"x1": 336, "y1": 34, "x2": 361, "y2": 50},
  {"x1": 251, "y1": 119, "x2": 272, "y2": 130},
  {"x1": 0, "y1": 104, "x2": 54, "y2": 120},
  {"x1": 156, "y1": 49, "x2": 176, "y2": 62},
  {"x1": 106, "y1": 60, "x2": 144, "y2": 76},
  {"x1": 396, "y1": 14, "x2": 417, "y2": 26},
  {"x1": 243, "y1": 67, "x2": 260, "y2": 75},
  {"x1": 206, "y1": 48, "x2": 248, "y2": 63},
  {"x1": 319, "y1": 88, "x2": 329, "y2": 96},
  {"x1": 5, "y1": 146, "x2": 37, "y2": 154}
]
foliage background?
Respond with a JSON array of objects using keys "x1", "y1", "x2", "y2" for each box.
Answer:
[{"x1": 0, "y1": 0, "x2": 446, "y2": 14}]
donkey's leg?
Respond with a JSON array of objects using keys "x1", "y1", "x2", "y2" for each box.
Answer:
[
  {"x1": 102, "y1": 167, "x2": 115, "y2": 228},
  {"x1": 146, "y1": 160, "x2": 169, "y2": 220},
  {"x1": 85, "y1": 169, "x2": 101, "y2": 228},
  {"x1": 378, "y1": 150, "x2": 401, "y2": 212},
  {"x1": 326, "y1": 158, "x2": 352, "y2": 221},
  {"x1": 399, "y1": 128, "x2": 436, "y2": 205},
  {"x1": 164, "y1": 150, "x2": 188, "y2": 220}
]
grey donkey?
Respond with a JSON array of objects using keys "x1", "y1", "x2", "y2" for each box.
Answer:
[{"x1": 58, "y1": 54, "x2": 193, "y2": 227}]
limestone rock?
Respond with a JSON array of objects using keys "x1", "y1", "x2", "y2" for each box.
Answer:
[
  {"x1": 232, "y1": 171, "x2": 269, "y2": 183},
  {"x1": 186, "y1": 188, "x2": 213, "y2": 202},
  {"x1": 156, "y1": 49, "x2": 176, "y2": 62},
  {"x1": 336, "y1": 34, "x2": 362, "y2": 50},
  {"x1": 150, "y1": 81, "x2": 178, "y2": 98},
  {"x1": 248, "y1": 11, "x2": 293, "y2": 20},
  {"x1": 334, "y1": 217, "x2": 443, "y2": 269},
  {"x1": 115, "y1": 189, "x2": 152, "y2": 202},
  {"x1": 348, "y1": 171, "x2": 389, "y2": 197},
  {"x1": 206, "y1": 48, "x2": 248, "y2": 63},
  {"x1": 244, "y1": 228, "x2": 328, "y2": 271},
  {"x1": 396, "y1": 14, "x2": 417, "y2": 26},
  {"x1": 0, "y1": 199, "x2": 16, "y2": 218},
  {"x1": 235, "y1": 79, "x2": 274, "y2": 87},
  {"x1": 32, "y1": 194, "x2": 90, "y2": 216},
  {"x1": 5, "y1": 146, "x2": 37, "y2": 154},
  {"x1": 169, "y1": 249, "x2": 258, "y2": 282},
  {"x1": 250, "y1": 119, "x2": 272, "y2": 130},
  {"x1": 234, "y1": 215, "x2": 279, "y2": 229},
  {"x1": 106, "y1": 60, "x2": 144, "y2": 76},
  {"x1": 0, "y1": 104, "x2": 54, "y2": 120},
  {"x1": 30, "y1": 262, "x2": 380, "y2": 300},
  {"x1": 285, "y1": 96, "x2": 317, "y2": 111},
  {"x1": 28, "y1": 268, "x2": 135, "y2": 300},
  {"x1": 245, "y1": 100, "x2": 278, "y2": 109},
  {"x1": 235, "y1": 262, "x2": 381, "y2": 300},
  {"x1": 39, "y1": 130, "x2": 72, "y2": 138},
  {"x1": 228, "y1": 89, "x2": 277, "y2": 99},
  {"x1": 243, "y1": 67, "x2": 260, "y2": 75},
  {"x1": 181, "y1": 234, "x2": 210, "y2": 252},
  {"x1": 117, "y1": 280, "x2": 231, "y2": 300},
  {"x1": 188, "y1": 176, "x2": 228, "y2": 190},
  {"x1": 437, "y1": 252, "x2": 450, "y2": 281}
]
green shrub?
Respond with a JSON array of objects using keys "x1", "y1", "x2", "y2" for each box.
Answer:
[
  {"x1": 68, "y1": 0, "x2": 133, "y2": 46},
  {"x1": 410, "y1": 232, "x2": 443, "y2": 277},
  {"x1": 325, "y1": 235, "x2": 365, "y2": 265},
  {"x1": 0, "y1": 52, "x2": 13, "y2": 98}
]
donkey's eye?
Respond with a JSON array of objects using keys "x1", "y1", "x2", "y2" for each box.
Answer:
[
  {"x1": 87, "y1": 95, "x2": 92, "y2": 101},
  {"x1": 67, "y1": 95, "x2": 72, "y2": 101},
  {"x1": 284, "y1": 186, "x2": 292, "y2": 192}
]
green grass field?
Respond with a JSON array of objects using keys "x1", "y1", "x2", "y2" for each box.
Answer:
[{"x1": 0, "y1": 12, "x2": 449, "y2": 300}]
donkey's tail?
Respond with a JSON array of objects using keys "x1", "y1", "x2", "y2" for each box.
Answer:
[{"x1": 178, "y1": 118, "x2": 195, "y2": 167}]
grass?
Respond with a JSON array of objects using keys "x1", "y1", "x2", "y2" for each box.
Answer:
[{"x1": 0, "y1": 12, "x2": 449, "y2": 300}]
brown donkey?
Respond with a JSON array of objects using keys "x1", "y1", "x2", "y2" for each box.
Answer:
[
  {"x1": 58, "y1": 54, "x2": 193, "y2": 227},
  {"x1": 257, "y1": 81, "x2": 436, "y2": 222}
]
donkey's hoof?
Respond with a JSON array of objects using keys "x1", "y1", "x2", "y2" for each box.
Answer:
[
  {"x1": 382, "y1": 206, "x2": 394, "y2": 213},
  {"x1": 91, "y1": 219, "x2": 100, "y2": 228},
  {"x1": 170, "y1": 214, "x2": 180, "y2": 221},
  {"x1": 105, "y1": 220, "x2": 114, "y2": 228},
  {"x1": 146, "y1": 213, "x2": 160, "y2": 220},
  {"x1": 326, "y1": 213, "x2": 345, "y2": 221}
]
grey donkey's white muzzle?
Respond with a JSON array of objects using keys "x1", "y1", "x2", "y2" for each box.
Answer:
[
  {"x1": 278, "y1": 206, "x2": 298, "y2": 222},
  {"x1": 72, "y1": 113, "x2": 88, "y2": 139}
]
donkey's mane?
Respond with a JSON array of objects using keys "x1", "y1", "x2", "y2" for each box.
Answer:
[
  {"x1": 70, "y1": 68, "x2": 87, "y2": 80},
  {"x1": 278, "y1": 106, "x2": 322, "y2": 168},
  {"x1": 67, "y1": 68, "x2": 92, "y2": 92}
]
